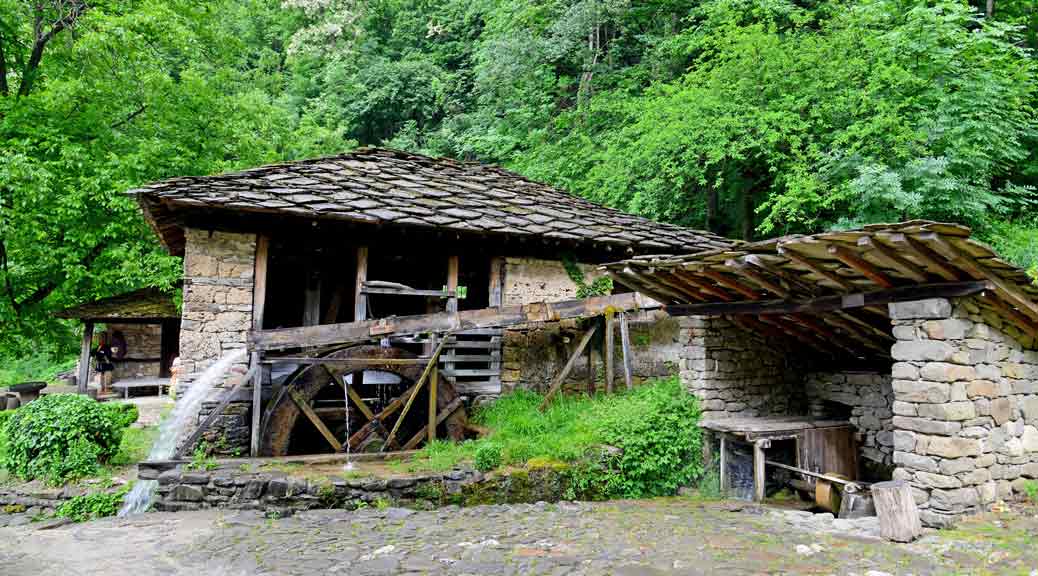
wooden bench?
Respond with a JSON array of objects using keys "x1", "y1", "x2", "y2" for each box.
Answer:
[{"x1": 112, "y1": 378, "x2": 172, "y2": 399}]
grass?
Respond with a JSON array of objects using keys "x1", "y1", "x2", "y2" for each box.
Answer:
[
  {"x1": 110, "y1": 425, "x2": 159, "y2": 467},
  {"x1": 0, "y1": 353, "x2": 77, "y2": 387}
]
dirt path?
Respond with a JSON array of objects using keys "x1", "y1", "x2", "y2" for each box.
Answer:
[{"x1": 2, "y1": 499, "x2": 1035, "y2": 575}]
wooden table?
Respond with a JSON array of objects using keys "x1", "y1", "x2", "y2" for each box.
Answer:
[
  {"x1": 112, "y1": 377, "x2": 172, "y2": 399},
  {"x1": 701, "y1": 416, "x2": 856, "y2": 502}
]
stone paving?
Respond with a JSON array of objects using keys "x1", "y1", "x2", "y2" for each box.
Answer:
[{"x1": 3, "y1": 498, "x2": 1037, "y2": 575}]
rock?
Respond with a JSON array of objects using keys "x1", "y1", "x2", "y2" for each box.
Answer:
[
  {"x1": 892, "y1": 380, "x2": 951, "y2": 404},
  {"x1": 157, "y1": 469, "x2": 182, "y2": 486},
  {"x1": 930, "y1": 487, "x2": 980, "y2": 511},
  {"x1": 920, "y1": 363, "x2": 976, "y2": 383},
  {"x1": 794, "y1": 544, "x2": 816, "y2": 557},
  {"x1": 170, "y1": 485, "x2": 205, "y2": 502},
  {"x1": 242, "y1": 479, "x2": 266, "y2": 499},
  {"x1": 889, "y1": 298, "x2": 952, "y2": 320},
  {"x1": 385, "y1": 507, "x2": 414, "y2": 520},
  {"x1": 892, "y1": 341, "x2": 955, "y2": 363},
  {"x1": 1021, "y1": 426, "x2": 1038, "y2": 452},
  {"x1": 267, "y1": 478, "x2": 293, "y2": 499},
  {"x1": 922, "y1": 319, "x2": 968, "y2": 340},
  {"x1": 990, "y1": 398, "x2": 1013, "y2": 426},
  {"x1": 894, "y1": 451, "x2": 938, "y2": 473},
  {"x1": 387, "y1": 478, "x2": 416, "y2": 489},
  {"x1": 181, "y1": 472, "x2": 211, "y2": 485},
  {"x1": 939, "y1": 458, "x2": 975, "y2": 475},
  {"x1": 927, "y1": 436, "x2": 982, "y2": 458},
  {"x1": 965, "y1": 380, "x2": 998, "y2": 399},
  {"x1": 914, "y1": 471, "x2": 961, "y2": 489},
  {"x1": 1021, "y1": 397, "x2": 1038, "y2": 423},
  {"x1": 916, "y1": 401, "x2": 976, "y2": 421},
  {"x1": 892, "y1": 416, "x2": 961, "y2": 436},
  {"x1": 36, "y1": 517, "x2": 73, "y2": 530}
]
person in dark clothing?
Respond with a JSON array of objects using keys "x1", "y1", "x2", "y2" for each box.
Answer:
[{"x1": 94, "y1": 332, "x2": 115, "y2": 394}]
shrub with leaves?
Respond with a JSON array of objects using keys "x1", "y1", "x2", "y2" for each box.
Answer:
[
  {"x1": 1, "y1": 394, "x2": 131, "y2": 485},
  {"x1": 474, "y1": 443, "x2": 502, "y2": 472},
  {"x1": 55, "y1": 487, "x2": 130, "y2": 522}
]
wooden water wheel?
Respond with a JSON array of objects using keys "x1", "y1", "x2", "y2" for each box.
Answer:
[{"x1": 260, "y1": 345, "x2": 468, "y2": 457}]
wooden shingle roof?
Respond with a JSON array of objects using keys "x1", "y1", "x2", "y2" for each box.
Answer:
[
  {"x1": 131, "y1": 148, "x2": 733, "y2": 256},
  {"x1": 54, "y1": 287, "x2": 178, "y2": 321},
  {"x1": 603, "y1": 221, "x2": 1038, "y2": 359}
]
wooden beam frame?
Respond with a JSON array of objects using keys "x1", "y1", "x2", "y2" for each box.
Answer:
[
  {"x1": 619, "y1": 312, "x2": 634, "y2": 390},
  {"x1": 672, "y1": 268, "x2": 735, "y2": 301},
  {"x1": 290, "y1": 387, "x2": 343, "y2": 452},
  {"x1": 383, "y1": 336, "x2": 451, "y2": 450},
  {"x1": 604, "y1": 311, "x2": 615, "y2": 394},
  {"x1": 250, "y1": 292, "x2": 655, "y2": 351},
  {"x1": 778, "y1": 245, "x2": 854, "y2": 290},
  {"x1": 664, "y1": 281, "x2": 990, "y2": 317},
  {"x1": 724, "y1": 260, "x2": 789, "y2": 298},
  {"x1": 701, "y1": 269, "x2": 761, "y2": 299},
  {"x1": 250, "y1": 234, "x2": 269, "y2": 457},
  {"x1": 857, "y1": 236, "x2": 928, "y2": 283},
  {"x1": 828, "y1": 244, "x2": 895, "y2": 288},
  {"x1": 879, "y1": 233, "x2": 961, "y2": 282},
  {"x1": 354, "y1": 246, "x2": 369, "y2": 321},
  {"x1": 540, "y1": 325, "x2": 598, "y2": 410}
]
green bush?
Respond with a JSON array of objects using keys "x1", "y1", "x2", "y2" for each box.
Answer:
[
  {"x1": 1, "y1": 394, "x2": 132, "y2": 485},
  {"x1": 103, "y1": 402, "x2": 139, "y2": 429},
  {"x1": 474, "y1": 443, "x2": 502, "y2": 472},
  {"x1": 55, "y1": 487, "x2": 129, "y2": 522}
]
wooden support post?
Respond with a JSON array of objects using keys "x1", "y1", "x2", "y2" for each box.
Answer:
[
  {"x1": 402, "y1": 397, "x2": 463, "y2": 451},
  {"x1": 719, "y1": 434, "x2": 728, "y2": 494},
  {"x1": 586, "y1": 335, "x2": 596, "y2": 396},
  {"x1": 78, "y1": 321, "x2": 94, "y2": 394},
  {"x1": 428, "y1": 364, "x2": 438, "y2": 442},
  {"x1": 753, "y1": 439, "x2": 769, "y2": 502},
  {"x1": 604, "y1": 312, "x2": 615, "y2": 394},
  {"x1": 251, "y1": 235, "x2": 269, "y2": 457},
  {"x1": 383, "y1": 335, "x2": 452, "y2": 450},
  {"x1": 539, "y1": 325, "x2": 598, "y2": 410},
  {"x1": 354, "y1": 246, "x2": 369, "y2": 322},
  {"x1": 619, "y1": 312, "x2": 633, "y2": 390},
  {"x1": 446, "y1": 255, "x2": 459, "y2": 314},
  {"x1": 303, "y1": 239, "x2": 322, "y2": 327},
  {"x1": 872, "y1": 480, "x2": 922, "y2": 542},
  {"x1": 488, "y1": 256, "x2": 504, "y2": 307}
]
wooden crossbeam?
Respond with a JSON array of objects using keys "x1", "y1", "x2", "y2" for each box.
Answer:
[
  {"x1": 918, "y1": 234, "x2": 1038, "y2": 323},
  {"x1": 325, "y1": 368, "x2": 377, "y2": 421},
  {"x1": 879, "y1": 233, "x2": 961, "y2": 282},
  {"x1": 743, "y1": 254, "x2": 818, "y2": 296},
  {"x1": 290, "y1": 388, "x2": 343, "y2": 452},
  {"x1": 673, "y1": 269, "x2": 735, "y2": 301},
  {"x1": 857, "y1": 236, "x2": 928, "y2": 283},
  {"x1": 347, "y1": 380, "x2": 420, "y2": 449},
  {"x1": 401, "y1": 397, "x2": 463, "y2": 451},
  {"x1": 701, "y1": 269, "x2": 761, "y2": 299},
  {"x1": 725, "y1": 260, "x2": 789, "y2": 298},
  {"x1": 619, "y1": 312, "x2": 633, "y2": 391},
  {"x1": 653, "y1": 270, "x2": 709, "y2": 302},
  {"x1": 828, "y1": 244, "x2": 896, "y2": 288},
  {"x1": 664, "y1": 281, "x2": 990, "y2": 317},
  {"x1": 250, "y1": 292, "x2": 655, "y2": 351},
  {"x1": 623, "y1": 268, "x2": 687, "y2": 302},
  {"x1": 540, "y1": 325, "x2": 598, "y2": 410}
]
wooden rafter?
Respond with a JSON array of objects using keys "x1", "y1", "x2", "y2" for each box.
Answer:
[
  {"x1": 919, "y1": 234, "x2": 1038, "y2": 323},
  {"x1": 857, "y1": 237, "x2": 928, "y2": 283},
  {"x1": 290, "y1": 388, "x2": 343, "y2": 452},
  {"x1": 701, "y1": 269, "x2": 761, "y2": 300},
  {"x1": 725, "y1": 259, "x2": 789, "y2": 298},
  {"x1": 828, "y1": 244, "x2": 895, "y2": 288},
  {"x1": 673, "y1": 268, "x2": 735, "y2": 301},
  {"x1": 743, "y1": 254, "x2": 819, "y2": 296},
  {"x1": 879, "y1": 233, "x2": 961, "y2": 282},
  {"x1": 777, "y1": 245, "x2": 854, "y2": 290}
]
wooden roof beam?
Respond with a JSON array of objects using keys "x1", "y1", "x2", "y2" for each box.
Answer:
[
  {"x1": 743, "y1": 254, "x2": 820, "y2": 296},
  {"x1": 725, "y1": 259, "x2": 790, "y2": 298},
  {"x1": 857, "y1": 236, "x2": 929, "y2": 283},
  {"x1": 916, "y1": 233, "x2": 1038, "y2": 323},
  {"x1": 652, "y1": 270, "x2": 710, "y2": 302},
  {"x1": 777, "y1": 244, "x2": 854, "y2": 291},
  {"x1": 756, "y1": 316, "x2": 837, "y2": 358},
  {"x1": 700, "y1": 269, "x2": 763, "y2": 300},
  {"x1": 820, "y1": 314, "x2": 892, "y2": 355},
  {"x1": 979, "y1": 292, "x2": 1038, "y2": 339},
  {"x1": 878, "y1": 233, "x2": 962, "y2": 282},
  {"x1": 828, "y1": 244, "x2": 896, "y2": 288},
  {"x1": 672, "y1": 269, "x2": 736, "y2": 301},
  {"x1": 609, "y1": 270, "x2": 680, "y2": 304},
  {"x1": 789, "y1": 315, "x2": 869, "y2": 358}
]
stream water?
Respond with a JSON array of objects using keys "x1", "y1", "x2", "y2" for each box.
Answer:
[{"x1": 118, "y1": 350, "x2": 247, "y2": 516}]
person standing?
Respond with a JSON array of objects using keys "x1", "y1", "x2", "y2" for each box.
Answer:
[{"x1": 94, "y1": 332, "x2": 115, "y2": 395}]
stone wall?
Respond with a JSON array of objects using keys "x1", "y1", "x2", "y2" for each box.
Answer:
[
  {"x1": 889, "y1": 296, "x2": 1038, "y2": 527},
  {"x1": 679, "y1": 316, "x2": 806, "y2": 420},
  {"x1": 179, "y1": 228, "x2": 256, "y2": 455},
  {"x1": 109, "y1": 323, "x2": 162, "y2": 380},
  {"x1": 499, "y1": 257, "x2": 679, "y2": 393},
  {"x1": 805, "y1": 371, "x2": 894, "y2": 468}
]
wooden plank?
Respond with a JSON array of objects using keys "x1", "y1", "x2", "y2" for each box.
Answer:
[
  {"x1": 78, "y1": 321, "x2": 94, "y2": 394},
  {"x1": 428, "y1": 365, "x2": 438, "y2": 441},
  {"x1": 539, "y1": 325, "x2": 598, "y2": 410},
  {"x1": 743, "y1": 254, "x2": 818, "y2": 295},
  {"x1": 361, "y1": 285, "x2": 453, "y2": 297},
  {"x1": 354, "y1": 246, "x2": 368, "y2": 321},
  {"x1": 753, "y1": 440, "x2": 767, "y2": 502},
  {"x1": 828, "y1": 244, "x2": 895, "y2": 288},
  {"x1": 672, "y1": 269, "x2": 735, "y2": 301},
  {"x1": 264, "y1": 357, "x2": 428, "y2": 366},
  {"x1": 586, "y1": 337, "x2": 596, "y2": 396},
  {"x1": 885, "y1": 233, "x2": 962, "y2": 282},
  {"x1": 725, "y1": 260, "x2": 790, "y2": 298},
  {"x1": 439, "y1": 369, "x2": 502, "y2": 378},
  {"x1": 489, "y1": 256, "x2": 504, "y2": 307},
  {"x1": 664, "y1": 281, "x2": 990, "y2": 317},
  {"x1": 383, "y1": 336, "x2": 451, "y2": 450},
  {"x1": 619, "y1": 312, "x2": 633, "y2": 391},
  {"x1": 604, "y1": 312, "x2": 615, "y2": 394},
  {"x1": 289, "y1": 388, "x2": 343, "y2": 452},
  {"x1": 919, "y1": 234, "x2": 1038, "y2": 323},
  {"x1": 446, "y1": 255, "x2": 459, "y2": 314},
  {"x1": 857, "y1": 236, "x2": 928, "y2": 283},
  {"x1": 701, "y1": 269, "x2": 761, "y2": 299},
  {"x1": 331, "y1": 371, "x2": 376, "y2": 421},
  {"x1": 440, "y1": 353, "x2": 496, "y2": 362},
  {"x1": 719, "y1": 435, "x2": 728, "y2": 494},
  {"x1": 250, "y1": 352, "x2": 262, "y2": 457},
  {"x1": 175, "y1": 365, "x2": 257, "y2": 458},
  {"x1": 346, "y1": 378, "x2": 421, "y2": 448},
  {"x1": 250, "y1": 292, "x2": 656, "y2": 351}
]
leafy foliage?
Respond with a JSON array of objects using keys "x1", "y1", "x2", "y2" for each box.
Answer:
[
  {"x1": 474, "y1": 443, "x2": 502, "y2": 472},
  {"x1": 1, "y1": 394, "x2": 133, "y2": 485},
  {"x1": 55, "y1": 486, "x2": 130, "y2": 522}
]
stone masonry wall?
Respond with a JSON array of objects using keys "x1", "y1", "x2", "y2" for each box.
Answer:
[
  {"x1": 109, "y1": 323, "x2": 163, "y2": 380},
  {"x1": 805, "y1": 371, "x2": 894, "y2": 468},
  {"x1": 890, "y1": 296, "x2": 1038, "y2": 527},
  {"x1": 179, "y1": 228, "x2": 256, "y2": 455},
  {"x1": 679, "y1": 316, "x2": 805, "y2": 420},
  {"x1": 501, "y1": 257, "x2": 599, "y2": 306}
]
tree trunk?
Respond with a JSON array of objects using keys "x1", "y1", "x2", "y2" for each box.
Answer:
[
  {"x1": 986, "y1": 0, "x2": 994, "y2": 18},
  {"x1": 871, "y1": 480, "x2": 922, "y2": 542},
  {"x1": 706, "y1": 185, "x2": 719, "y2": 234},
  {"x1": 741, "y1": 189, "x2": 754, "y2": 241}
]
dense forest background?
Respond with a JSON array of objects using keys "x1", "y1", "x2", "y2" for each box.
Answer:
[{"x1": 1, "y1": 0, "x2": 1037, "y2": 372}]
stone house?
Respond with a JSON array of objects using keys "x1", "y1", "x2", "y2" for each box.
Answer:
[
  {"x1": 603, "y1": 221, "x2": 1038, "y2": 526},
  {"x1": 131, "y1": 148, "x2": 730, "y2": 456}
]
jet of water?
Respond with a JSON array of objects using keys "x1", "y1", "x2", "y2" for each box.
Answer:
[{"x1": 119, "y1": 349, "x2": 247, "y2": 516}]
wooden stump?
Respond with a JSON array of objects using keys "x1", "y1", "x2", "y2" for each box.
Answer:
[{"x1": 871, "y1": 480, "x2": 922, "y2": 542}]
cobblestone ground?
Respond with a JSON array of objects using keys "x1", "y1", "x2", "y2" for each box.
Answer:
[{"x1": 2, "y1": 499, "x2": 1036, "y2": 575}]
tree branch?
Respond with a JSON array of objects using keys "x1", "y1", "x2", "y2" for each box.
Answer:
[
  {"x1": 0, "y1": 29, "x2": 9, "y2": 97},
  {"x1": 14, "y1": 241, "x2": 106, "y2": 310},
  {"x1": 17, "y1": 1, "x2": 87, "y2": 98},
  {"x1": 0, "y1": 235, "x2": 19, "y2": 316},
  {"x1": 110, "y1": 103, "x2": 147, "y2": 130}
]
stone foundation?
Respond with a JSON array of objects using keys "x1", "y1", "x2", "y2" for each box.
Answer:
[
  {"x1": 179, "y1": 228, "x2": 256, "y2": 455},
  {"x1": 890, "y1": 297, "x2": 1038, "y2": 527}
]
